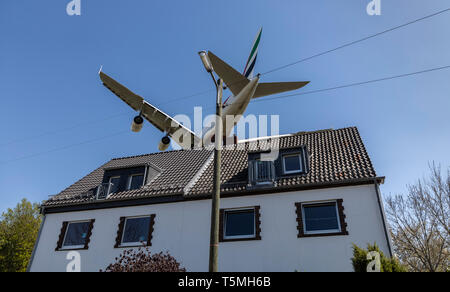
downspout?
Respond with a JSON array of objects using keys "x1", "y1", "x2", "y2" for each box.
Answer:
[
  {"x1": 373, "y1": 179, "x2": 393, "y2": 257},
  {"x1": 26, "y1": 206, "x2": 47, "y2": 272}
]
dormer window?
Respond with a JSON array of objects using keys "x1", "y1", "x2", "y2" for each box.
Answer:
[
  {"x1": 108, "y1": 176, "x2": 121, "y2": 194},
  {"x1": 99, "y1": 164, "x2": 157, "y2": 199},
  {"x1": 127, "y1": 174, "x2": 144, "y2": 190},
  {"x1": 249, "y1": 160, "x2": 275, "y2": 185},
  {"x1": 282, "y1": 153, "x2": 303, "y2": 174}
]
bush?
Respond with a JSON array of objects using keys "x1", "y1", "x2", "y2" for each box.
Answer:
[
  {"x1": 101, "y1": 247, "x2": 186, "y2": 272},
  {"x1": 352, "y1": 243, "x2": 407, "y2": 272},
  {"x1": 0, "y1": 199, "x2": 42, "y2": 272}
]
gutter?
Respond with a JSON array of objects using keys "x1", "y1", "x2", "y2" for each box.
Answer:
[
  {"x1": 26, "y1": 207, "x2": 46, "y2": 272},
  {"x1": 43, "y1": 176, "x2": 385, "y2": 214},
  {"x1": 373, "y1": 179, "x2": 393, "y2": 257}
]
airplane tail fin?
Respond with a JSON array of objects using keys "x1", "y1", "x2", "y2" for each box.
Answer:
[
  {"x1": 208, "y1": 51, "x2": 249, "y2": 97},
  {"x1": 253, "y1": 81, "x2": 310, "y2": 99},
  {"x1": 243, "y1": 27, "x2": 262, "y2": 79}
]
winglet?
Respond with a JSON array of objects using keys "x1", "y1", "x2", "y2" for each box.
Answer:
[{"x1": 98, "y1": 65, "x2": 103, "y2": 75}]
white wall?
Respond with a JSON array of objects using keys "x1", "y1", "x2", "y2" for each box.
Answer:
[{"x1": 30, "y1": 184, "x2": 390, "y2": 272}]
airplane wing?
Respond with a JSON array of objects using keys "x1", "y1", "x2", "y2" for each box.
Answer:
[
  {"x1": 99, "y1": 72, "x2": 202, "y2": 149},
  {"x1": 208, "y1": 51, "x2": 249, "y2": 96},
  {"x1": 252, "y1": 81, "x2": 310, "y2": 99}
]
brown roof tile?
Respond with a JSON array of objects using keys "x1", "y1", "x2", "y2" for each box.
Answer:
[{"x1": 43, "y1": 127, "x2": 379, "y2": 208}]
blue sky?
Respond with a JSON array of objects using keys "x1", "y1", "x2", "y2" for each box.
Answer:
[{"x1": 0, "y1": 0, "x2": 449, "y2": 212}]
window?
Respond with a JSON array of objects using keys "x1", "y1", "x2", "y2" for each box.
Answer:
[
  {"x1": 303, "y1": 203, "x2": 340, "y2": 234},
  {"x1": 225, "y1": 209, "x2": 255, "y2": 239},
  {"x1": 249, "y1": 160, "x2": 275, "y2": 185},
  {"x1": 115, "y1": 215, "x2": 156, "y2": 248},
  {"x1": 295, "y1": 200, "x2": 348, "y2": 237},
  {"x1": 220, "y1": 207, "x2": 261, "y2": 242},
  {"x1": 127, "y1": 174, "x2": 144, "y2": 190},
  {"x1": 56, "y1": 220, "x2": 95, "y2": 251},
  {"x1": 108, "y1": 176, "x2": 121, "y2": 194},
  {"x1": 282, "y1": 153, "x2": 303, "y2": 174}
]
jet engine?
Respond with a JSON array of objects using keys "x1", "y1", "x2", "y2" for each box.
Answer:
[
  {"x1": 131, "y1": 115, "x2": 144, "y2": 133},
  {"x1": 158, "y1": 136, "x2": 171, "y2": 151}
]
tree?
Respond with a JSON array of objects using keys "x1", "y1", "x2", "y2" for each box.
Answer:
[
  {"x1": 0, "y1": 199, "x2": 42, "y2": 272},
  {"x1": 385, "y1": 163, "x2": 449, "y2": 272},
  {"x1": 101, "y1": 247, "x2": 186, "y2": 272},
  {"x1": 352, "y1": 243, "x2": 407, "y2": 272}
]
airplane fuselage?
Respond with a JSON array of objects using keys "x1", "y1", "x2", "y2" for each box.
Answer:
[{"x1": 202, "y1": 76, "x2": 260, "y2": 146}]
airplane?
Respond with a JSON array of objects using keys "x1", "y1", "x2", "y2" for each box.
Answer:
[{"x1": 99, "y1": 28, "x2": 309, "y2": 151}]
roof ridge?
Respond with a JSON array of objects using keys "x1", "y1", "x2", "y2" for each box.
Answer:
[
  {"x1": 293, "y1": 126, "x2": 358, "y2": 137},
  {"x1": 183, "y1": 152, "x2": 215, "y2": 195},
  {"x1": 110, "y1": 148, "x2": 193, "y2": 161}
]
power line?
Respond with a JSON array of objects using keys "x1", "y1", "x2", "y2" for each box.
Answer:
[
  {"x1": 157, "y1": 7, "x2": 450, "y2": 105},
  {"x1": 260, "y1": 8, "x2": 450, "y2": 76},
  {"x1": 3, "y1": 65, "x2": 449, "y2": 165},
  {"x1": 0, "y1": 89, "x2": 213, "y2": 148},
  {"x1": 0, "y1": 112, "x2": 128, "y2": 148},
  {"x1": 253, "y1": 65, "x2": 450, "y2": 103},
  {"x1": 3, "y1": 8, "x2": 448, "y2": 151},
  {"x1": 0, "y1": 130, "x2": 129, "y2": 165},
  {"x1": 156, "y1": 89, "x2": 213, "y2": 107}
]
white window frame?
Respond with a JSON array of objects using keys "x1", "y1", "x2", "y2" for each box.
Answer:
[
  {"x1": 282, "y1": 153, "x2": 303, "y2": 175},
  {"x1": 127, "y1": 173, "x2": 145, "y2": 190},
  {"x1": 301, "y1": 201, "x2": 341, "y2": 235},
  {"x1": 61, "y1": 220, "x2": 91, "y2": 250},
  {"x1": 108, "y1": 176, "x2": 121, "y2": 195},
  {"x1": 223, "y1": 208, "x2": 256, "y2": 240},
  {"x1": 120, "y1": 215, "x2": 151, "y2": 247}
]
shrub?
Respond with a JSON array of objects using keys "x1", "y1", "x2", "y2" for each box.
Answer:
[{"x1": 101, "y1": 247, "x2": 186, "y2": 272}]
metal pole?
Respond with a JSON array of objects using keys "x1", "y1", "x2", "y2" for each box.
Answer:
[{"x1": 209, "y1": 77, "x2": 223, "y2": 272}]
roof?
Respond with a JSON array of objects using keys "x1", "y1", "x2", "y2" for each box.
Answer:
[{"x1": 42, "y1": 127, "x2": 381, "y2": 210}]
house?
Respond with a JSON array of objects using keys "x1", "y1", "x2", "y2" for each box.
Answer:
[{"x1": 28, "y1": 127, "x2": 392, "y2": 272}]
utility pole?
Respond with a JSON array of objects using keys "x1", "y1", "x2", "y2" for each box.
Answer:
[
  {"x1": 209, "y1": 78, "x2": 223, "y2": 272},
  {"x1": 198, "y1": 51, "x2": 223, "y2": 272}
]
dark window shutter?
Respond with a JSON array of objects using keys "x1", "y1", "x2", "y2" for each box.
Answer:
[
  {"x1": 56, "y1": 221, "x2": 69, "y2": 251},
  {"x1": 254, "y1": 206, "x2": 262, "y2": 240},
  {"x1": 295, "y1": 203, "x2": 304, "y2": 238},
  {"x1": 114, "y1": 217, "x2": 126, "y2": 248},
  {"x1": 219, "y1": 209, "x2": 225, "y2": 242},
  {"x1": 146, "y1": 214, "x2": 156, "y2": 247},
  {"x1": 337, "y1": 199, "x2": 349, "y2": 235},
  {"x1": 83, "y1": 219, "x2": 95, "y2": 249}
]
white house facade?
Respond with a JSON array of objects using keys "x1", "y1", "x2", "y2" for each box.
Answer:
[{"x1": 28, "y1": 127, "x2": 392, "y2": 272}]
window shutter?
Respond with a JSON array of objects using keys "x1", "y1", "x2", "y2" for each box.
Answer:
[
  {"x1": 83, "y1": 219, "x2": 95, "y2": 250},
  {"x1": 254, "y1": 206, "x2": 262, "y2": 240},
  {"x1": 337, "y1": 199, "x2": 349, "y2": 235},
  {"x1": 114, "y1": 217, "x2": 126, "y2": 248},
  {"x1": 219, "y1": 209, "x2": 225, "y2": 242},
  {"x1": 56, "y1": 221, "x2": 68, "y2": 251},
  {"x1": 146, "y1": 215, "x2": 156, "y2": 247}
]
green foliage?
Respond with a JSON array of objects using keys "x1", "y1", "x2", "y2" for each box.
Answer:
[
  {"x1": 0, "y1": 199, "x2": 42, "y2": 272},
  {"x1": 352, "y1": 243, "x2": 407, "y2": 272}
]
